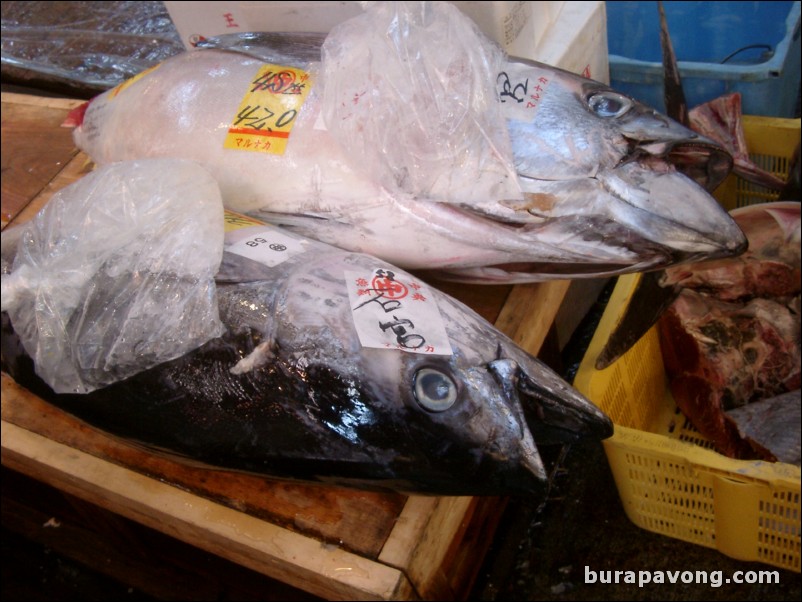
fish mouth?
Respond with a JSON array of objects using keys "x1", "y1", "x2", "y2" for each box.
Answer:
[
  {"x1": 627, "y1": 137, "x2": 734, "y2": 193},
  {"x1": 516, "y1": 369, "x2": 614, "y2": 445},
  {"x1": 426, "y1": 195, "x2": 743, "y2": 284},
  {"x1": 616, "y1": 101, "x2": 735, "y2": 192},
  {"x1": 423, "y1": 131, "x2": 744, "y2": 283},
  {"x1": 598, "y1": 159, "x2": 748, "y2": 262},
  {"x1": 488, "y1": 355, "x2": 613, "y2": 449},
  {"x1": 486, "y1": 357, "x2": 548, "y2": 482},
  {"x1": 667, "y1": 141, "x2": 733, "y2": 192}
]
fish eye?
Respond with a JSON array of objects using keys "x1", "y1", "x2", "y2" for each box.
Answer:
[
  {"x1": 587, "y1": 92, "x2": 632, "y2": 118},
  {"x1": 413, "y1": 368, "x2": 458, "y2": 412}
]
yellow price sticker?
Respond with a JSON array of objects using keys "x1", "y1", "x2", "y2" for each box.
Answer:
[
  {"x1": 224, "y1": 210, "x2": 266, "y2": 233},
  {"x1": 225, "y1": 64, "x2": 313, "y2": 155}
]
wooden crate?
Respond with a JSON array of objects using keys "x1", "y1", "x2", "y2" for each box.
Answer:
[{"x1": 0, "y1": 91, "x2": 570, "y2": 600}]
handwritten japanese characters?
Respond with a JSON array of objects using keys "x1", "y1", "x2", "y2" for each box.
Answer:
[
  {"x1": 225, "y1": 64, "x2": 313, "y2": 154},
  {"x1": 497, "y1": 63, "x2": 551, "y2": 123},
  {"x1": 346, "y1": 268, "x2": 452, "y2": 355}
]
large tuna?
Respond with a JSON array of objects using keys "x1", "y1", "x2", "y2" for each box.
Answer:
[{"x1": 67, "y1": 2, "x2": 746, "y2": 283}]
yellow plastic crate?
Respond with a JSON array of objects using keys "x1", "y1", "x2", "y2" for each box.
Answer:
[
  {"x1": 713, "y1": 114, "x2": 801, "y2": 210},
  {"x1": 573, "y1": 115, "x2": 802, "y2": 572}
]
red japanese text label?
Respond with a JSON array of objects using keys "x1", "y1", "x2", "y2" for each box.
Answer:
[{"x1": 345, "y1": 268, "x2": 452, "y2": 355}]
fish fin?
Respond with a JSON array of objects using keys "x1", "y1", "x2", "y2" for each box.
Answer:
[
  {"x1": 595, "y1": 271, "x2": 680, "y2": 370},
  {"x1": 230, "y1": 340, "x2": 276, "y2": 375},
  {"x1": 658, "y1": 1, "x2": 689, "y2": 126},
  {"x1": 62, "y1": 101, "x2": 90, "y2": 128}
]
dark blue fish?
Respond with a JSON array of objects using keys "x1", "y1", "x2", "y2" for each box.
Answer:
[{"x1": 1, "y1": 213, "x2": 612, "y2": 496}]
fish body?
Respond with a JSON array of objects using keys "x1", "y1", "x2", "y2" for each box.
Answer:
[
  {"x1": 1, "y1": 210, "x2": 612, "y2": 496},
  {"x1": 69, "y1": 28, "x2": 745, "y2": 283}
]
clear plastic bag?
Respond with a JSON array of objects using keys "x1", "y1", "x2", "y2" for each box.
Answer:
[
  {"x1": 320, "y1": 1, "x2": 522, "y2": 204},
  {"x1": 1, "y1": 158, "x2": 225, "y2": 394}
]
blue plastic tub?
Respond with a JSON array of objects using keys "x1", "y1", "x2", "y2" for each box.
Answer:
[{"x1": 606, "y1": 1, "x2": 801, "y2": 117}]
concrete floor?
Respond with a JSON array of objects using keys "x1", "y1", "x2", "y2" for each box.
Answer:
[{"x1": 471, "y1": 439, "x2": 801, "y2": 601}]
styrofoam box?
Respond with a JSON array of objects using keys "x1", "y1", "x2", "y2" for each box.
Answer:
[{"x1": 163, "y1": 1, "x2": 608, "y2": 81}]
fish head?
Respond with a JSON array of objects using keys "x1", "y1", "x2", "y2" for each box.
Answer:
[
  {"x1": 505, "y1": 60, "x2": 731, "y2": 189},
  {"x1": 273, "y1": 257, "x2": 612, "y2": 495},
  {"x1": 461, "y1": 59, "x2": 747, "y2": 281},
  {"x1": 378, "y1": 293, "x2": 613, "y2": 496}
]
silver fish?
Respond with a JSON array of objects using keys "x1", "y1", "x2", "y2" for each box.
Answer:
[
  {"x1": 1, "y1": 211, "x2": 613, "y2": 495},
  {"x1": 69, "y1": 32, "x2": 745, "y2": 284}
]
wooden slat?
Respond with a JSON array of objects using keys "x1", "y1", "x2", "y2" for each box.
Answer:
[
  {"x1": 1, "y1": 420, "x2": 416, "y2": 601},
  {"x1": 495, "y1": 280, "x2": 572, "y2": 354},
  {"x1": 0, "y1": 92, "x2": 85, "y2": 227},
  {"x1": 1, "y1": 467, "x2": 322, "y2": 601}
]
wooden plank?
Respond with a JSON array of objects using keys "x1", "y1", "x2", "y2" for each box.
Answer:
[
  {"x1": 495, "y1": 280, "x2": 573, "y2": 354},
  {"x1": 0, "y1": 92, "x2": 84, "y2": 227},
  {"x1": 1, "y1": 92, "x2": 86, "y2": 110},
  {"x1": 428, "y1": 278, "x2": 512, "y2": 325},
  {"x1": 382, "y1": 496, "x2": 477, "y2": 600},
  {"x1": 1, "y1": 420, "x2": 416, "y2": 601},
  {"x1": 1, "y1": 468, "x2": 322, "y2": 601}
]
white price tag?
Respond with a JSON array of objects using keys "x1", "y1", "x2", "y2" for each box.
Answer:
[
  {"x1": 345, "y1": 268, "x2": 452, "y2": 356},
  {"x1": 226, "y1": 227, "x2": 307, "y2": 267}
]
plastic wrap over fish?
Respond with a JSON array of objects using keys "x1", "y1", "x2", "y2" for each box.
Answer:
[
  {"x1": 320, "y1": 1, "x2": 521, "y2": 203},
  {"x1": 68, "y1": 1, "x2": 745, "y2": 283},
  {"x1": 0, "y1": 159, "x2": 225, "y2": 393}
]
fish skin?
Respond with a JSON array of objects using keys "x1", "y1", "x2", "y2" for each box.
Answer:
[
  {"x1": 0, "y1": 215, "x2": 613, "y2": 496},
  {"x1": 69, "y1": 34, "x2": 746, "y2": 284}
]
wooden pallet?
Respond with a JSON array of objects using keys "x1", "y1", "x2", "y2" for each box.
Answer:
[{"x1": 0, "y1": 91, "x2": 571, "y2": 600}]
